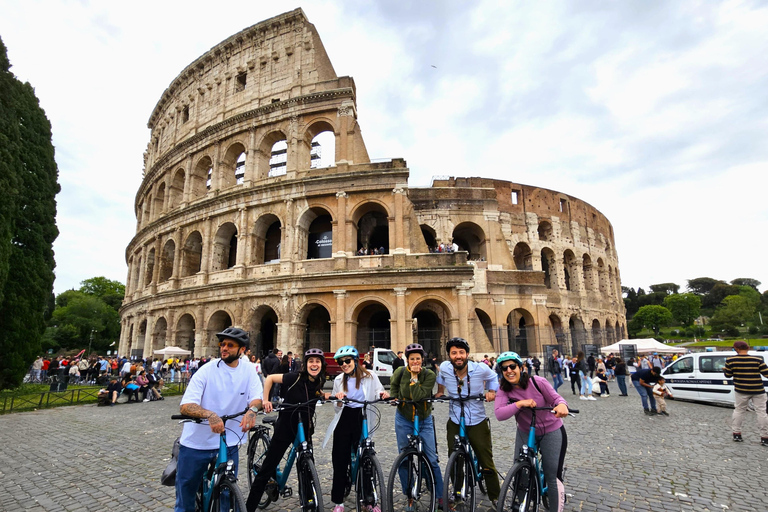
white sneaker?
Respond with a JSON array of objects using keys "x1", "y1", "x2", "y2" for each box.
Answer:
[
  {"x1": 587, "y1": 396, "x2": 597, "y2": 401},
  {"x1": 579, "y1": 396, "x2": 587, "y2": 400},
  {"x1": 143, "y1": 398, "x2": 150, "y2": 402}
]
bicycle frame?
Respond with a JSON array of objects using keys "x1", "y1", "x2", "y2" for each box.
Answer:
[
  {"x1": 519, "y1": 408, "x2": 547, "y2": 501},
  {"x1": 453, "y1": 397, "x2": 484, "y2": 486},
  {"x1": 272, "y1": 412, "x2": 312, "y2": 494}
]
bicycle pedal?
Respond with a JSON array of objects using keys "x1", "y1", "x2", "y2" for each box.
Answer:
[{"x1": 281, "y1": 487, "x2": 293, "y2": 498}]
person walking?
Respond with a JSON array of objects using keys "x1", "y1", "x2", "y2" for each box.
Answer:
[
  {"x1": 724, "y1": 341, "x2": 768, "y2": 445},
  {"x1": 548, "y1": 349, "x2": 564, "y2": 392},
  {"x1": 614, "y1": 357, "x2": 628, "y2": 396},
  {"x1": 569, "y1": 357, "x2": 580, "y2": 396},
  {"x1": 576, "y1": 352, "x2": 596, "y2": 401}
]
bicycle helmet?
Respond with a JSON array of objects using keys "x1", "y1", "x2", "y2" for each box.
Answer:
[
  {"x1": 404, "y1": 343, "x2": 425, "y2": 358},
  {"x1": 497, "y1": 351, "x2": 524, "y2": 366},
  {"x1": 334, "y1": 345, "x2": 359, "y2": 360},
  {"x1": 446, "y1": 337, "x2": 470, "y2": 352},
  {"x1": 304, "y1": 348, "x2": 325, "y2": 359},
  {"x1": 215, "y1": 327, "x2": 250, "y2": 349}
]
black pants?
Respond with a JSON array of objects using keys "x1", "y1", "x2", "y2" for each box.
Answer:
[
  {"x1": 246, "y1": 420, "x2": 297, "y2": 512},
  {"x1": 331, "y1": 407, "x2": 363, "y2": 504},
  {"x1": 570, "y1": 374, "x2": 579, "y2": 394}
]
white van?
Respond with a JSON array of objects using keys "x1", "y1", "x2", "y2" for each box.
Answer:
[
  {"x1": 368, "y1": 348, "x2": 398, "y2": 385},
  {"x1": 661, "y1": 350, "x2": 768, "y2": 407}
]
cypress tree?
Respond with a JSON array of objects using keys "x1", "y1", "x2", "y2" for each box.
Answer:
[{"x1": 0, "y1": 36, "x2": 60, "y2": 389}]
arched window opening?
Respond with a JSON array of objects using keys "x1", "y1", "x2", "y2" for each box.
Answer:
[
  {"x1": 175, "y1": 314, "x2": 195, "y2": 355},
  {"x1": 569, "y1": 316, "x2": 586, "y2": 357},
  {"x1": 563, "y1": 250, "x2": 577, "y2": 292},
  {"x1": 159, "y1": 240, "x2": 175, "y2": 282},
  {"x1": 413, "y1": 305, "x2": 446, "y2": 360},
  {"x1": 452, "y1": 222, "x2": 486, "y2": 261},
  {"x1": 357, "y1": 211, "x2": 389, "y2": 254},
  {"x1": 169, "y1": 169, "x2": 185, "y2": 210},
  {"x1": 513, "y1": 243, "x2": 533, "y2": 271},
  {"x1": 235, "y1": 152, "x2": 246, "y2": 184},
  {"x1": 356, "y1": 303, "x2": 391, "y2": 352},
  {"x1": 206, "y1": 311, "x2": 233, "y2": 356},
  {"x1": 549, "y1": 314, "x2": 565, "y2": 347},
  {"x1": 582, "y1": 254, "x2": 594, "y2": 292},
  {"x1": 221, "y1": 143, "x2": 247, "y2": 188},
  {"x1": 592, "y1": 319, "x2": 602, "y2": 347},
  {"x1": 212, "y1": 223, "x2": 238, "y2": 271},
  {"x1": 137, "y1": 320, "x2": 147, "y2": 357},
  {"x1": 144, "y1": 249, "x2": 155, "y2": 288},
  {"x1": 154, "y1": 183, "x2": 166, "y2": 219},
  {"x1": 420, "y1": 225, "x2": 437, "y2": 251},
  {"x1": 507, "y1": 309, "x2": 534, "y2": 355},
  {"x1": 303, "y1": 306, "x2": 331, "y2": 353},
  {"x1": 264, "y1": 222, "x2": 281, "y2": 263},
  {"x1": 251, "y1": 306, "x2": 278, "y2": 358},
  {"x1": 538, "y1": 221, "x2": 553, "y2": 242},
  {"x1": 252, "y1": 214, "x2": 282, "y2": 265},
  {"x1": 475, "y1": 308, "x2": 494, "y2": 345},
  {"x1": 597, "y1": 258, "x2": 607, "y2": 295},
  {"x1": 269, "y1": 140, "x2": 287, "y2": 177},
  {"x1": 191, "y1": 157, "x2": 211, "y2": 198},
  {"x1": 606, "y1": 320, "x2": 617, "y2": 346},
  {"x1": 143, "y1": 196, "x2": 152, "y2": 226},
  {"x1": 541, "y1": 248, "x2": 555, "y2": 289},
  {"x1": 152, "y1": 317, "x2": 168, "y2": 352},
  {"x1": 181, "y1": 231, "x2": 203, "y2": 277},
  {"x1": 132, "y1": 256, "x2": 142, "y2": 292},
  {"x1": 307, "y1": 213, "x2": 333, "y2": 260},
  {"x1": 310, "y1": 131, "x2": 335, "y2": 169}
]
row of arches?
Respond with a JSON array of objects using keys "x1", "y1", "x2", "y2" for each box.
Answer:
[{"x1": 137, "y1": 127, "x2": 336, "y2": 229}]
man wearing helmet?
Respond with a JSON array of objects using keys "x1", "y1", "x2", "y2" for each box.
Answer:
[
  {"x1": 435, "y1": 337, "x2": 501, "y2": 507},
  {"x1": 174, "y1": 327, "x2": 264, "y2": 512}
]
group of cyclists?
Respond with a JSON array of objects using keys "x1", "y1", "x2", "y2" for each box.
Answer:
[{"x1": 173, "y1": 328, "x2": 573, "y2": 512}]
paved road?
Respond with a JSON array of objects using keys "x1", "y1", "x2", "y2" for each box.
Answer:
[{"x1": 1, "y1": 377, "x2": 766, "y2": 511}]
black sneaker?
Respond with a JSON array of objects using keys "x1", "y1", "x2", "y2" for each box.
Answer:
[
  {"x1": 660, "y1": 411, "x2": 669, "y2": 416},
  {"x1": 733, "y1": 433, "x2": 743, "y2": 442},
  {"x1": 644, "y1": 409, "x2": 652, "y2": 416},
  {"x1": 761, "y1": 438, "x2": 768, "y2": 447},
  {"x1": 650, "y1": 410, "x2": 658, "y2": 415}
]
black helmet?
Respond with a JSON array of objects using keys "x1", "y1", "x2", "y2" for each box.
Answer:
[
  {"x1": 446, "y1": 337, "x2": 470, "y2": 352},
  {"x1": 405, "y1": 343, "x2": 425, "y2": 358},
  {"x1": 216, "y1": 327, "x2": 250, "y2": 349}
]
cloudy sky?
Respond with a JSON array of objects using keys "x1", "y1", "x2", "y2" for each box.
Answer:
[{"x1": 1, "y1": 0, "x2": 766, "y2": 296}]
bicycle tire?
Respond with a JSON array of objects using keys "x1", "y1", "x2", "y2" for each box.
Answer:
[
  {"x1": 210, "y1": 476, "x2": 248, "y2": 512},
  {"x1": 497, "y1": 461, "x2": 539, "y2": 512},
  {"x1": 356, "y1": 451, "x2": 388, "y2": 512},
  {"x1": 246, "y1": 430, "x2": 273, "y2": 508},
  {"x1": 443, "y1": 449, "x2": 476, "y2": 512},
  {"x1": 387, "y1": 448, "x2": 436, "y2": 512},
  {"x1": 297, "y1": 454, "x2": 325, "y2": 512}
]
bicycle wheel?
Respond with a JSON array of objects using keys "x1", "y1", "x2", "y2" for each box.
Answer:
[
  {"x1": 211, "y1": 476, "x2": 248, "y2": 512},
  {"x1": 387, "y1": 449, "x2": 436, "y2": 512},
  {"x1": 297, "y1": 454, "x2": 325, "y2": 512},
  {"x1": 443, "y1": 449, "x2": 476, "y2": 512},
  {"x1": 356, "y1": 451, "x2": 388, "y2": 512},
  {"x1": 246, "y1": 430, "x2": 271, "y2": 487},
  {"x1": 497, "y1": 461, "x2": 538, "y2": 512}
]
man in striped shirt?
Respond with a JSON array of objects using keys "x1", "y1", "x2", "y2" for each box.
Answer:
[{"x1": 723, "y1": 341, "x2": 768, "y2": 445}]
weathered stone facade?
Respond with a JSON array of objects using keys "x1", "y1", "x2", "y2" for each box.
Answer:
[{"x1": 119, "y1": 9, "x2": 625, "y2": 360}]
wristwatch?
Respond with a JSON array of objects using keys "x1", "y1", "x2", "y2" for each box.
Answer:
[{"x1": 249, "y1": 406, "x2": 259, "y2": 414}]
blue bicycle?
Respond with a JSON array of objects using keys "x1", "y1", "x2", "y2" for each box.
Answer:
[
  {"x1": 171, "y1": 409, "x2": 248, "y2": 512},
  {"x1": 246, "y1": 399, "x2": 324, "y2": 511},
  {"x1": 496, "y1": 407, "x2": 578, "y2": 512}
]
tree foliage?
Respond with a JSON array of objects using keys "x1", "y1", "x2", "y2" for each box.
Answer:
[
  {"x1": 731, "y1": 278, "x2": 761, "y2": 291},
  {"x1": 649, "y1": 283, "x2": 680, "y2": 295},
  {"x1": 702, "y1": 283, "x2": 740, "y2": 309},
  {"x1": 686, "y1": 277, "x2": 725, "y2": 296},
  {"x1": 710, "y1": 295, "x2": 756, "y2": 332},
  {"x1": 663, "y1": 293, "x2": 701, "y2": 327},
  {"x1": 0, "y1": 36, "x2": 60, "y2": 389},
  {"x1": 632, "y1": 305, "x2": 673, "y2": 336}
]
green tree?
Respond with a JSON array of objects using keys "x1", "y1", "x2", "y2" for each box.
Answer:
[
  {"x1": 687, "y1": 277, "x2": 725, "y2": 296},
  {"x1": 649, "y1": 283, "x2": 680, "y2": 295},
  {"x1": 710, "y1": 295, "x2": 756, "y2": 333},
  {"x1": 80, "y1": 276, "x2": 125, "y2": 309},
  {"x1": 0, "y1": 36, "x2": 59, "y2": 389},
  {"x1": 632, "y1": 305, "x2": 673, "y2": 336},
  {"x1": 730, "y1": 278, "x2": 761, "y2": 291},
  {"x1": 702, "y1": 283, "x2": 740, "y2": 309},
  {"x1": 663, "y1": 293, "x2": 702, "y2": 327}
]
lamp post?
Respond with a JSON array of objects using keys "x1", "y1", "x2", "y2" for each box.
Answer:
[{"x1": 88, "y1": 329, "x2": 96, "y2": 357}]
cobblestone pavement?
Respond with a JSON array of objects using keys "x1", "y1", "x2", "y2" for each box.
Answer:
[{"x1": 1, "y1": 378, "x2": 767, "y2": 511}]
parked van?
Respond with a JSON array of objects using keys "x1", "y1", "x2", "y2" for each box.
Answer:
[
  {"x1": 323, "y1": 348, "x2": 398, "y2": 385},
  {"x1": 661, "y1": 350, "x2": 768, "y2": 407}
]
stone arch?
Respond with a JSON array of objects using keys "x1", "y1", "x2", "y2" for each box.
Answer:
[
  {"x1": 306, "y1": 119, "x2": 336, "y2": 169},
  {"x1": 568, "y1": 315, "x2": 586, "y2": 357},
  {"x1": 154, "y1": 182, "x2": 166, "y2": 219},
  {"x1": 591, "y1": 319, "x2": 602, "y2": 347},
  {"x1": 541, "y1": 247, "x2": 556, "y2": 289},
  {"x1": 420, "y1": 224, "x2": 437, "y2": 250},
  {"x1": 452, "y1": 222, "x2": 487, "y2": 261},
  {"x1": 605, "y1": 318, "x2": 617, "y2": 346},
  {"x1": 296, "y1": 302, "x2": 332, "y2": 353},
  {"x1": 615, "y1": 322, "x2": 623, "y2": 342},
  {"x1": 411, "y1": 298, "x2": 453, "y2": 359},
  {"x1": 181, "y1": 231, "x2": 203, "y2": 277},
  {"x1": 137, "y1": 319, "x2": 147, "y2": 356},
  {"x1": 252, "y1": 213, "x2": 282, "y2": 264},
  {"x1": 259, "y1": 130, "x2": 288, "y2": 178},
  {"x1": 152, "y1": 317, "x2": 168, "y2": 353},
  {"x1": 475, "y1": 307, "x2": 494, "y2": 347},
  {"x1": 582, "y1": 254, "x2": 595, "y2": 292},
  {"x1": 608, "y1": 265, "x2": 616, "y2": 299},
  {"x1": 563, "y1": 249, "x2": 578, "y2": 292},
  {"x1": 221, "y1": 141, "x2": 247, "y2": 188},
  {"x1": 298, "y1": 206, "x2": 333, "y2": 260},
  {"x1": 538, "y1": 220, "x2": 553, "y2": 241},
  {"x1": 249, "y1": 305, "x2": 279, "y2": 358},
  {"x1": 205, "y1": 310, "x2": 234, "y2": 356},
  {"x1": 159, "y1": 239, "x2": 175, "y2": 282},
  {"x1": 143, "y1": 194, "x2": 152, "y2": 226},
  {"x1": 168, "y1": 168, "x2": 185, "y2": 210},
  {"x1": 191, "y1": 156, "x2": 212, "y2": 198},
  {"x1": 597, "y1": 258, "x2": 607, "y2": 296},
  {"x1": 548, "y1": 313, "x2": 566, "y2": 350},
  {"x1": 175, "y1": 313, "x2": 196, "y2": 354},
  {"x1": 351, "y1": 201, "x2": 390, "y2": 254},
  {"x1": 353, "y1": 299, "x2": 393, "y2": 352},
  {"x1": 144, "y1": 248, "x2": 156, "y2": 287},
  {"x1": 506, "y1": 308, "x2": 535, "y2": 356},
  {"x1": 211, "y1": 222, "x2": 238, "y2": 271},
  {"x1": 513, "y1": 242, "x2": 533, "y2": 271},
  {"x1": 131, "y1": 255, "x2": 142, "y2": 292}
]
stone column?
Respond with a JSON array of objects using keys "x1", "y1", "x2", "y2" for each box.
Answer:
[
  {"x1": 150, "y1": 236, "x2": 162, "y2": 294},
  {"x1": 143, "y1": 313, "x2": 155, "y2": 356},
  {"x1": 281, "y1": 199, "x2": 294, "y2": 274},
  {"x1": 245, "y1": 126, "x2": 258, "y2": 184},
  {"x1": 484, "y1": 211, "x2": 499, "y2": 266},
  {"x1": 166, "y1": 309, "x2": 176, "y2": 347},
  {"x1": 456, "y1": 284, "x2": 472, "y2": 343},
  {"x1": 235, "y1": 207, "x2": 247, "y2": 278},
  {"x1": 171, "y1": 227, "x2": 183, "y2": 288},
  {"x1": 335, "y1": 192, "x2": 347, "y2": 255},
  {"x1": 394, "y1": 287, "x2": 408, "y2": 352},
  {"x1": 211, "y1": 141, "x2": 221, "y2": 191},
  {"x1": 392, "y1": 188, "x2": 405, "y2": 252},
  {"x1": 333, "y1": 290, "x2": 347, "y2": 352},
  {"x1": 195, "y1": 305, "x2": 206, "y2": 357},
  {"x1": 200, "y1": 217, "x2": 212, "y2": 284},
  {"x1": 181, "y1": 156, "x2": 193, "y2": 206}
]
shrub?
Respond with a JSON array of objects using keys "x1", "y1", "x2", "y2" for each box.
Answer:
[{"x1": 748, "y1": 326, "x2": 759, "y2": 335}]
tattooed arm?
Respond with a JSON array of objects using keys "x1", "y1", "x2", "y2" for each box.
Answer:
[{"x1": 180, "y1": 402, "x2": 225, "y2": 433}]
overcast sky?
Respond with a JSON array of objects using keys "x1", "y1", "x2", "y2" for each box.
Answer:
[{"x1": 1, "y1": 0, "x2": 766, "y2": 297}]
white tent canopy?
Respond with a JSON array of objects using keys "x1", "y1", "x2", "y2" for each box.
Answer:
[
  {"x1": 153, "y1": 346, "x2": 191, "y2": 356},
  {"x1": 600, "y1": 338, "x2": 681, "y2": 355}
]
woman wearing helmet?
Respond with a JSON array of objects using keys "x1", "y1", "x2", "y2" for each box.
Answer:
[
  {"x1": 389, "y1": 343, "x2": 444, "y2": 508},
  {"x1": 322, "y1": 346, "x2": 389, "y2": 512},
  {"x1": 245, "y1": 348, "x2": 329, "y2": 511},
  {"x1": 494, "y1": 351, "x2": 570, "y2": 512}
]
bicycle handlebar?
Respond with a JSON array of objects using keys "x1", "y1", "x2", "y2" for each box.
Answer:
[{"x1": 171, "y1": 408, "x2": 248, "y2": 423}]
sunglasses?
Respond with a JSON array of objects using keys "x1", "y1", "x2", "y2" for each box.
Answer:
[
  {"x1": 501, "y1": 363, "x2": 518, "y2": 372},
  {"x1": 219, "y1": 341, "x2": 239, "y2": 349},
  {"x1": 339, "y1": 358, "x2": 355, "y2": 366}
]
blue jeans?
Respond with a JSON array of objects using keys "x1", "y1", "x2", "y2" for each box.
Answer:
[
  {"x1": 394, "y1": 411, "x2": 444, "y2": 498},
  {"x1": 632, "y1": 381, "x2": 657, "y2": 411},
  {"x1": 616, "y1": 375, "x2": 627, "y2": 395},
  {"x1": 579, "y1": 371, "x2": 592, "y2": 395},
  {"x1": 175, "y1": 443, "x2": 240, "y2": 512},
  {"x1": 551, "y1": 373, "x2": 563, "y2": 392}
]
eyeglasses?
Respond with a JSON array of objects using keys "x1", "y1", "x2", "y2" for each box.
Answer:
[
  {"x1": 339, "y1": 358, "x2": 355, "y2": 366},
  {"x1": 219, "y1": 341, "x2": 238, "y2": 349},
  {"x1": 501, "y1": 363, "x2": 518, "y2": 372}
]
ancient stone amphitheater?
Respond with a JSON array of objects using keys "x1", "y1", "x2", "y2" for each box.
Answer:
[{"x1": 119, "y1": 9, "x2": 626, "y2": 361}]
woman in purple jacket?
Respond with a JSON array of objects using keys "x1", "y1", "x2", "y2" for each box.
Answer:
[{"x1": 494, "y1": 351, "x2": 570, "y2": 512}]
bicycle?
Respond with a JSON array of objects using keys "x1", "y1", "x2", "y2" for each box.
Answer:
[
  {"x1": 496, "y1": 407, "x2": 578, "y2": 512},
  {"x1": 171, "y1": 409, "x2": 249, "y2": 512},
  {"x1": 336, "y1": 396, "x2": 390, "y2": 512},
  {"x1": 442, "y1": 395, "x2": 492, "y2": 512},
  {"x1": 246, "y1": 399, "x2": 324, "y2": 511},
  {"x1": 386, "y1": 398, "x2": 444, "y2": 512}
]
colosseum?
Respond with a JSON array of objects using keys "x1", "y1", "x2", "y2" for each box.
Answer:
[{"x1": 119, "y1": 8, "x2": 626, "y2": 362}]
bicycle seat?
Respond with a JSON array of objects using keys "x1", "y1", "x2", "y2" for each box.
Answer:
[{"x1": 262, "y1": 416, "x2": 277, "y2": 425}]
